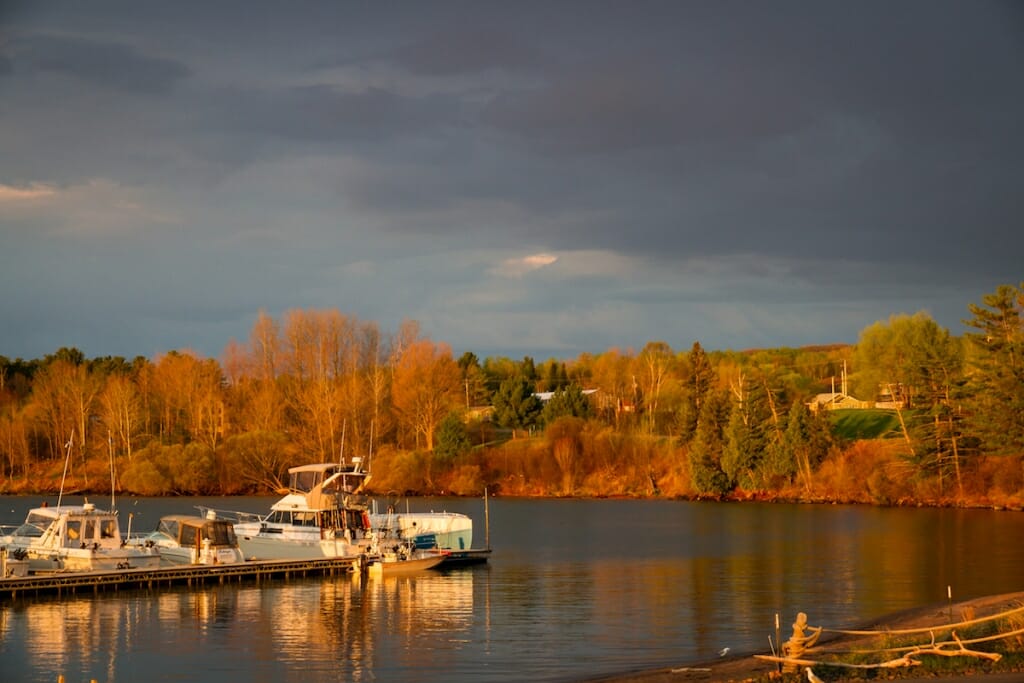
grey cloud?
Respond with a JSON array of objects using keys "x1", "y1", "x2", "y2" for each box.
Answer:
[
  {"x1": 16, "y1": 34, "x2": 190, "y2": 93},
  {"x1": 392, "y1": 26, "x2": 541, "y2": 75},
  {"x1": 206, "y1": 84, "x2": 463, "y2": 150}
]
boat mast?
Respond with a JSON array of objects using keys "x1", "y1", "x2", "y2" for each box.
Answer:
[
  {"x1": 109, "y1": 429, "x2": 117, "y2": 511},
  {"x1": 57, "y1": 431, "x2": 73, "y2": 509},
  {"x1": 338, "y1": 420, "x2": 346, "y2": 467}
]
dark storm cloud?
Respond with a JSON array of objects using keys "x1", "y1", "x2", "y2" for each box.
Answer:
[
  {"x1": 210, "y1": 84, "x2": 462, "y2": 145},
  {"x1": 1, "y1": 0, "x2": 1022, "y2": 360},
  {"x1": 15, "y1": 34, "x2": 191, "y2": 93}
]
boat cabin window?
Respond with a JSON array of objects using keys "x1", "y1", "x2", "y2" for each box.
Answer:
[
  {"x1": 65, "y1": 520, "x2": 82, "y2": 546},
  {"x1": 207, "y1": 522, "x2": 237, "y2": 546},
  {"x1": 290, "y1": 470, "x2": 325, "y2": 493},
  {"x1": 180, "y1": 524, "x2": 198, "y2": 548},
  {"x1": 294, "y1": 511, "x2": 318, "y2": 527},
  {"x1": 101, "y1": 519, "x2": 117, "y2": 539},
  {"x1": 83, "y1": 520, "x2": 97, "y2": 542}
]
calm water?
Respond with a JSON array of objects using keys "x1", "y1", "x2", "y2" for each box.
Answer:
[{"x1": 2, "y1": 495, "x2": 1023, "y2": 683}]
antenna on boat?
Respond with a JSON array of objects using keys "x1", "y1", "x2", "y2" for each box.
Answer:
[
  {"x1": 108, "y1": 429, "x2": 117, "y2": 512},
  {"x1": 367, "y1": 419, "x2": 374, "y2": 473},
  {"x1": 57, "y1": 431, "x2": 74, "y2": 509},
  {"x1": 339, "y1": 420, "x2": 346, "y2": 467}
]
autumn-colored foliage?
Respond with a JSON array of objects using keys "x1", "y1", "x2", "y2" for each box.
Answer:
[{"x1": 1, "y1": 282, "x2": 1022, "y2": 508}]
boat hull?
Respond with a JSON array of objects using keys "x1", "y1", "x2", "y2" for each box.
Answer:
[
  {"x1": 156, "y1": 546, "x2": 246, "y2": 566},
  {"x1": 234, "y1": 527, "x2": 364, "y2": 561},
  {"x1": 368, "y1": 551, "x2": 446, "y2": 576},
  {"x1": 369, "y1": 511, "x2": 473, "y2": 551},
  {"x1": 24, "y1": 547, "x2": 161, "y2": 572}
]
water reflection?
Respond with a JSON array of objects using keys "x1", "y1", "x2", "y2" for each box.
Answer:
[{"x1": 2, "y1": 496, "x2": 1024, "y2": 683}]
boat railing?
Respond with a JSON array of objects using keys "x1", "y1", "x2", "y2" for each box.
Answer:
[{"x1": 193, "y1": 506, "x2": 264, "y2": 525}]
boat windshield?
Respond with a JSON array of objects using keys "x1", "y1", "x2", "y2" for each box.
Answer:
[
  {"x1": 206, "y1": 521, "x2": 237, "y2": 546},
  {"x1": 157, "y1": 519, "x2": 181, "y2": 539},
  {"x1": 290, "y1": 469, "x2": 325, "y2": 493},
  {"x1": 13, "y1": 522, "x2": 45, "y2": 537}
]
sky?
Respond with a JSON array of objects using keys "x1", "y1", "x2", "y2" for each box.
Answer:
[{"x1": 2, "y1": 1, "x2": 1022, "y2": 363}]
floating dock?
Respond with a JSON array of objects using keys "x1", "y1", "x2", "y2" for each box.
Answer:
[
  {"x1": 0, "y1": 556, "x2": 361, "y2": 601},
  {"x1": 1, "y1": 549, "x2": 491, "y2": 601},
  {"x1": 440, "y1": 548, "x2": 491, "y2": 566}
]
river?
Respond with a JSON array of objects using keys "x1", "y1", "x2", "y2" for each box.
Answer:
[{"x1": 1, "y1": 495, "x2": 1022, "y2": 683}]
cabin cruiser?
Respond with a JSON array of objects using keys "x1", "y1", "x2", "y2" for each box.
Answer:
[
  {"x1": 369, "y1": 507, "x2": 473, "y2": 551},
  {"x1": 0, "y1": 502, "x2": 161, "y2": 572},
  {"x1": 204, "y1": 461, "x2": 375, "y2": 561},
  {"x1": 139, "y1": 512, "x2": 245, "y2": 565}
]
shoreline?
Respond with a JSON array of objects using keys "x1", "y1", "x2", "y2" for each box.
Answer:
[{"x1": 582, "y1": 591, "x2": 1024, "y2": 683}]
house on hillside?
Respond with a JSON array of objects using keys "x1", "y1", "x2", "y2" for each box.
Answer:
[
  {"x1": 532, "y1": 389, "x2": 599, "y2": 402},
  {"x1": 874, "y1": 384, "x2": 906, "y2": 410},
  {"x1": 807, "y1": 392, "x2": 871, "y2": 412},
  {"x1": 464, "y1": 405, "x2": 495, "y2": 422}
]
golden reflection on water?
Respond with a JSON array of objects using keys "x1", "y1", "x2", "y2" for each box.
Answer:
[{"x1": 3, "y1": 497, "x2": 1024, "y2": 683}]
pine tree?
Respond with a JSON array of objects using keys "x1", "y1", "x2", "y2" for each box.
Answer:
[
  {"x1": 687, "y1": 388, "x2": 731, "y2": 495},
  {"x1": 541, "y1": 384, "x2": 592, "y2": 424},
  {"x1": 679, "y1": 342, "x2": 715, "y2": 444},
  {"x1": 492, "y1": 376, "x2": 543, "y2": 434},
  {"x1": 962, "y1": 283, "x2": 1024, "y2": 455},
  {"x1": 721, "y1": 377, "x2": 768, "y2": 490}
]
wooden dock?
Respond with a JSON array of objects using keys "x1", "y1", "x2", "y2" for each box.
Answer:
[{"x1": 0, "y1": 556, "x2": 362, "y2": 600}]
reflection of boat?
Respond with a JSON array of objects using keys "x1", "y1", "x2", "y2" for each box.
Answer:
[
  {"x1": 369, "y1": 506, "x2": 473, "y2": 551},
  {"x1": 367, "y1": 540, "x2": 446, "y2": 576},
  {"x1": 0, "y1": 503, "x2": 161, "y2": 572},
  {"x1": 139, "y1": 512, "x2": 245, "y2": 565},
  {"x1": 204, "y1": 461, "x2": 374, "y2": 561}
]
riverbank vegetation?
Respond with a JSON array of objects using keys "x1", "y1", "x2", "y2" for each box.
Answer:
[{"x1": 1, "y1": 282, "x2": 1021, "y2": 508}]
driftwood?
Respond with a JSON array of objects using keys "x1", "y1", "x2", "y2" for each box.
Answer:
[
  {"x1": 756, "y1": 603, "x2": 1024, "y2": 671},
  {"x1": 907, "y1": 630, "x2": 1002, "y2": 662},
  {"x1": 754, "y1": 654, "x2": 922, "y2": 670}
]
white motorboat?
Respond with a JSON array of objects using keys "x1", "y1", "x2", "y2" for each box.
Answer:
[
  {"x1": 205, "y1": 461, "x2": 374, "y2": 561},
  {"x1": 1, "y1": 502, "x2": 161, "y2": 572},
  {"x1": 369, "y1": 507, "x2": 473, "y2": 551},
  {"x1": 139, "y1": 512, "x2": 245, "y2": 565},
  {"x1": 367, "y1": 539, "x2": 447, "y2": 576}
]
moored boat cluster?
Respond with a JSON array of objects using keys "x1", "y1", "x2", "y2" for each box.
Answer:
[{"x1": 1, "y1": 459, "x2": 487, "y2": 581}]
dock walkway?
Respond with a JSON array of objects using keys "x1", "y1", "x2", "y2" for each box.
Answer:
[{"x1": 0, "y1": 556, "x2": 361, "y2": 600}]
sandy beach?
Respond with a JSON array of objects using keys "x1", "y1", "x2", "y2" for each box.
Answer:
[{"x1": 583, "y1": 591, "x2": 1024, "y2": 683}]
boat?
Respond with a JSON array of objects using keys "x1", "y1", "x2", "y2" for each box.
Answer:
[
  {"x1": 0, "y1": 502, "x2": 161, "y2": 572},
  {"x1": 204, "y1": 460, "x2": 375, "y2": 561},
  {"x1": 1, "y1": 547, "x2": 29, "y2": 578},
  {"x1": 138, "y1": 511, "x2": 245, "y2": 565},
  {"x1": 367, "y1": 539, "x2": 446, "y2": 576},
  {"x1": 369, "y1": 506, "x2": 473, "y2": 551}
]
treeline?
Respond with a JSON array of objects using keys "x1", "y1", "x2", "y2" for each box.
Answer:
[{"x1": 1, "y1": 283, "x2": 1022, "y2": 505}]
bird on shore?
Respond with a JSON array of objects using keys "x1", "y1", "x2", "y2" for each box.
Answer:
[
  {"x1": 806, "y1": 668, "x2": 824, "y2": 683},
  {"x1": 718, "y1": 647, "x2": 730, "y2": 657}
]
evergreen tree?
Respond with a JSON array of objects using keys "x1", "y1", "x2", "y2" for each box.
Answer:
[
  {"x1": 492, "y1": 376, "x2": 543, "y2": 433},
  {"x1": 780, "y1": 400, "x2": 835, "y2": 491},
  {"x1": 679, "y1": 341, "x2": 715, "y2": 444},
  {"x1": 687, "y1": 388, "x2": 731, "y2": 495},
  {"x1": 541, "y1": 384, "x2": 592, "y2": 424},
  {"x1": 962, "y1": 283, "x2": 1024, "y2": 455},
  {"x1": 435, "y1": 411, "x2": 471, "y2": 461},
  {"x1": 721, "y1": 377, "x2": 768, "y2": 490},
  {"x1": 900, "y1": 319, "x2": 966, "y2": 495}
]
